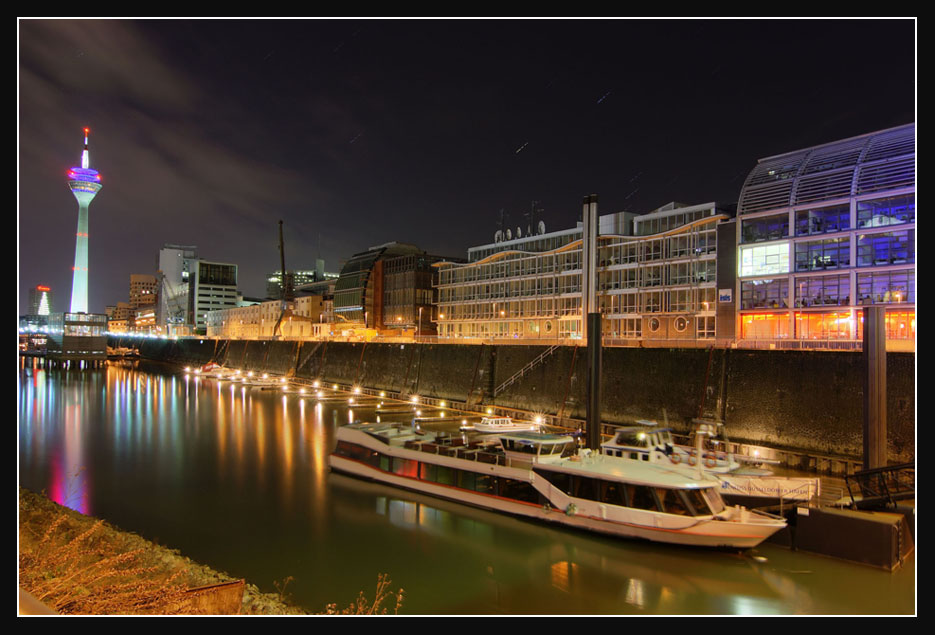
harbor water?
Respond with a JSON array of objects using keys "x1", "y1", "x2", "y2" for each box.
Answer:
[{"x1": 17, "y1": 360, "x2": 915, "y2": 615}]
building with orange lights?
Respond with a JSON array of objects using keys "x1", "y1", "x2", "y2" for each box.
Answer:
[
  {"x1": 734, "y1": 123, "x2": 915, "y2": 350},
  {"x1": 435, "y1": 201, "x2": 731, "y2": 345}
]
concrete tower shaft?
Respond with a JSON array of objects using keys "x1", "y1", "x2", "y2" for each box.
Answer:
[{"x1": 66, "y1": 128, "x2": 102, "y2": 314}]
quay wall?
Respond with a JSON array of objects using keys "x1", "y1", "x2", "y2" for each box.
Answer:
[{"x1": 123, "y1": 337, "x2": 915, "y2": 465}]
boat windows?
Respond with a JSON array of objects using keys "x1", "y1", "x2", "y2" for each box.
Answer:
[
  {"x1": 391, "y1": 458, "x2": 419, "y2": 478},
  {"x1": 501, "y1": 438, "x2": 539, "y2": 455},
  {"x1": 655, "y1": 488, "x2": 690, "y2": 516},
  {"x1": 474, "y1": 473, "x2": 496, "y2": 495},
  {"x1": 703, "y1": 488, "x2": 726, "y2": 514},
  {"x1": 625, "y1": 484, "x2": 660, "y2": 511},
  {"x1": 499, "y1": 478, "x2": 540, "y2": 504},
  {"x1": 456, "y1": 470, "x2": 475, "y2": 491},
  {"x1": 539, "y1": 469, "x2": 572, "y2": 496},
  {"x1": 682, "y1": 488, "x2": 712, "y2": 516},
  {"x1": 573, "y1": 476, "x2": 600, "y2": 501},
  {"x1": 334, "y1": 441, "x2": 380, "y2": 467},
  {"x1": 614, "y1": 430, "x2": 652, "y2": 448},
  {"x1": 435, "y1": 465, "x2": 455, "y2": 486},
  {"x1": 600, "y1": 481, "x2": 627, "y2": 507}
]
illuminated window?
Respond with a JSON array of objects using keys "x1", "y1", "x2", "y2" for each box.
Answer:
[
  {"x1": 856, "y1": 230, "x2": 914, "y2": 267},
  {"x1": 794, "y1": 275, "x2": 850, "y2": 308},
  {"x1": 795, "y1": 204, "x2": 850, "y2": 236},
  {"x1": 739, "y1": 243, "x2": 790, "y2": 277},
  {"x1": 794, "y1": 238, "x2": 850, "y2": 271},
  {"x1": 857, "y1": 270, "x2": 914, "y2": 305},
  {"x1": 741, "y1": 313, "x2": 791, "y2": 339},
  {"x1": 795, "y1": 311, "x2": 854, "y2": 339},
  {"x1": 857, "y1": 194, "x2": 914, "y2": 228},
  {"x1": 741, "y1": 278, "x2": 789, "y2": 310}
]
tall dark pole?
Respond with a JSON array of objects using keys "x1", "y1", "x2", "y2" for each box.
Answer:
[
  {"x1": 863, "y1": 306, "x2": 887, "y2": 470},
  {"x1": 582, "y1": 194, "x2": 602, "y2": 450},
  {"x1": 278, "y1": 220, "x2": 293, "y2": 302}
]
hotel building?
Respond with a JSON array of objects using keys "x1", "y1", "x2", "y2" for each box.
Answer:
[{"x1": 734, "y1": 123, "x2": 915, "y2": 349}]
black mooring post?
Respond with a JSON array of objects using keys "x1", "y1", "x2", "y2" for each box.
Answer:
[
  {"x1": 586, "y1": 312, "x2": 602, "y2": 450},
  {"x1": 863, "y1": 306, "x2": 887, "y2": 470}
]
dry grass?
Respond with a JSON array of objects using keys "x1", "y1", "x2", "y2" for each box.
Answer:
[
  {"x1": 19, "y1": 489, "x2": 406, "y2": 616},
  {"x1": 319, "y1": 574, "x2": 405, "y2": 615},
  {"x1": 19, "y1": 512, "x2": 191, "y2": 615}
]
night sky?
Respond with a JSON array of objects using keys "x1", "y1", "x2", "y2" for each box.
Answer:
[{"x1": 18, "y1": 19, "x2": 916, "y2": 315}]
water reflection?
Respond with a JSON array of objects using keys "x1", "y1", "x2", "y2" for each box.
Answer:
[{"x1": 18, "y1": 361, "x2": 914, "y2": 615}]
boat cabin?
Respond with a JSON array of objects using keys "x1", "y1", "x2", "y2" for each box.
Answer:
[
  {"x1": 498, "y1": 433, "x2": 577, "y2": 463},
  {"x1": 601, "y1": 424, "x2": 675, "y2": 462}
]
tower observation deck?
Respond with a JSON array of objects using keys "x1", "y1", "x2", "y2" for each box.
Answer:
[{"x1": 66, "y1": 128, "x2": 102, "y2": 314}]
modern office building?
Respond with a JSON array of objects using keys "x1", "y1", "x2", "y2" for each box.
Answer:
[
  {"x1": 129, "y1": 274, "x2": 158, "y2": 310},
  {"x1": 189, "y1": 259, "x2": 239, "y2": 334},
  {"x1": 734, "y1": 123, "x2": 915, "y2": 349},
  {"x1": 66, "y1": 128, "x2": 102, "y2": 314},
  {"x1": 435, "y1": 201, "x2": 730, "y2": 344},
  {"x1": 382, "y1": 252, "x2": 453, "y2": 335},
  {"x1": 156, "y1": 244, "x2": 197, "y2": 334},
  {"x1": 266, "y1": 260, "x2": 339, "y2": 299}
]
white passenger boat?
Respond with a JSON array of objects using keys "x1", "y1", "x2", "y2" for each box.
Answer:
[
  {"x1": 331, "y1": 422, "x2": 787, "y2": 549},
  {"x1": 600, "y1": 420, "x2": 819, "y2": 505},
  {"x1": 470, "y1": 416, "x2": 541, "y2": 433}
]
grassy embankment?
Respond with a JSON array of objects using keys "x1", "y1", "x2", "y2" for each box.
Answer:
[{"x1": 18, "y1": 488, "x2": 404, "y2": 615}]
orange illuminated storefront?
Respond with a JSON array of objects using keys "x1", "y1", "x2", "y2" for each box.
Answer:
[{"x1": 741, "y1": 309, "x2": 915, "y2": 342}]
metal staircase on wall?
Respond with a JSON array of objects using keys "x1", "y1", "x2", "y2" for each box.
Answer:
[
  {"x1": 845, "y1": 462, "x2": 915, "y2": 509},
  {"x1": 493, "y1": 345, "x2": 560, "y2": 397}
]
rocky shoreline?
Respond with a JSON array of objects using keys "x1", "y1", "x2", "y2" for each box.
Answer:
[{"x1": 18, "y1": 488, "x2": 306, "y2": 615}]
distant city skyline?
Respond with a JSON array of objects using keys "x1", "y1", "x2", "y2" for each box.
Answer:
[{"x1": 18, "y1": 18, "x2": 916, "y2": 314}]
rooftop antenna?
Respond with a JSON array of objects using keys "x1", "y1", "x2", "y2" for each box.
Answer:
[{"x1": 495, "y1": 208, "x2": 509, "y2": 242}]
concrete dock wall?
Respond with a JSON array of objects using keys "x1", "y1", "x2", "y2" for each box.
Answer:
[{"x1": 117, "y1": 337, "x2": 914, "y2": 465}]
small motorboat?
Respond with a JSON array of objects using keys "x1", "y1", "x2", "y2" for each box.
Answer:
[{"x1": 469, "y1": 416, "x2": 542, "y2": 433}]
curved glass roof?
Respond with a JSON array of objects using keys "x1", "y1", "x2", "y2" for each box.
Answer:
[{"x1": 738, "y1": 123, "x2": 915, "y2": 215}]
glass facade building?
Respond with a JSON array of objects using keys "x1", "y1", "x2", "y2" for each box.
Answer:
[
  {"x1": 735, "y1": 123, "x2": 915, "y2": 347},
  {"x1": 435, "y1": 202, "x2": 729, "y2": 344}
]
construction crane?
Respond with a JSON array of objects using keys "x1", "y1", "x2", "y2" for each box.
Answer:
[{"x1": 271, "y1": 220, "x2": 319, "y2": 340}]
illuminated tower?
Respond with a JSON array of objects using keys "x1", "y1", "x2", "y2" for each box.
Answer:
[{"x1": 66, "y1": 128, "x2": 102, "y2": 314}]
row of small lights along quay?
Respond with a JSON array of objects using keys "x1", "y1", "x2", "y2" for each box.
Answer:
[{"x1": 180, "y1": 368, "x2": 548, "y2": 428}]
